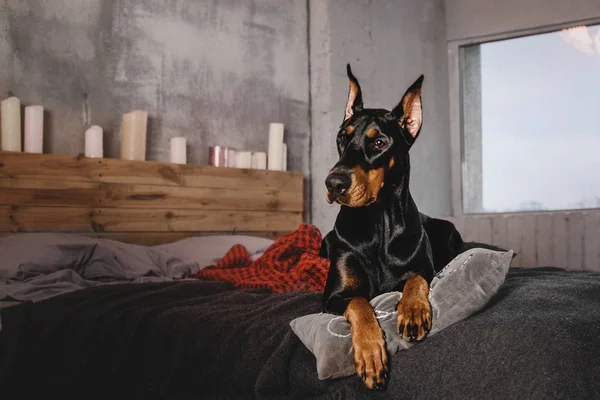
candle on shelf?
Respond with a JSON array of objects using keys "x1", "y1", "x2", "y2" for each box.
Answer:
[
  {"x1": 170, "y1": 137, "x2": 186, "y2": 164},
  {"x1": 282, "y1": 143, "x2": 287, "y2": 171},
  {"x1": 120, "y1": 110, "x2": 148, "y2": 161},
  {"x1": 235, "y1": 151, "x2": 252, "y2": 169},
  {"x1": 227, "y1": 148, "x2": 236, "y2": 167},
  {"x1": 251, "y1": 152, "x2": 267, "y2": 170},
  {"x1": 267, "y1": 122, "x2": 284, "y2": 171},
  {"x1": 85, "y1": 125, "x2": 104, "y2": 158},
  {"x1": 1, "y1": 96, "x2": 22, "y2": 152},
  {"x1": 209, "y1": 145, "x2": 227, "y2": 167},
  {"x1": 24, "y1": 105, "x2": 44, "y2": 154}
]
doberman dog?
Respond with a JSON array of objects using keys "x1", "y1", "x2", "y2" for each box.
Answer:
[{"x1": 320, "y1": 64, "x2": 465, "y2": 390}]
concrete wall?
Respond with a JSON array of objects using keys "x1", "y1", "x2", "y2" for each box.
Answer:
[
  {"x1": 309, "y1": 0, "x2": 451, "y2": 235},
  {"x1": 0, "y1": 0, "x2": 309, "y2": 176},
  {"x1": 445, "y1": 0, "x2": 600, "y2": 41}
]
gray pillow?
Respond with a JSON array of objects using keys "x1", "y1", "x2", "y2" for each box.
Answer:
[{"x1": 289, "y1": 248, "x2": 514, "y2": 380}]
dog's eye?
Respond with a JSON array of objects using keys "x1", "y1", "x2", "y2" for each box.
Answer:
[{"x1": 373, "y1": 139, "x2": 386, "y2": 149}]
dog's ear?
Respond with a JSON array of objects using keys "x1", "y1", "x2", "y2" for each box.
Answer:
[
  {"x1": 392, "y1": 75, "x2": 424, "y2": 140},
  {"x1": 344, "y1": 63, "x2": 363, "y2": 121}
]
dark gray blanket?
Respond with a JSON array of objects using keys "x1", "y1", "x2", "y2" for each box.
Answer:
[{"x1": 1, "y1": 267, "x2": 599, "y2": 399}]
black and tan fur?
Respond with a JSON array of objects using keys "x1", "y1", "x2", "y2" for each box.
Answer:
[{"x1": 320, "y1": 64, "x2": 465, "y2": 390}]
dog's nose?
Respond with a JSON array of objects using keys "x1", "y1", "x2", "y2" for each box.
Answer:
[{"x1": 325, "y1": 172, "x2": 352, "y2": 196}]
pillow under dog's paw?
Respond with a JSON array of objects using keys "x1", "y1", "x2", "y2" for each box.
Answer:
[{"x1": 289, "y1": 248, "x2": 513, "y2": 380}]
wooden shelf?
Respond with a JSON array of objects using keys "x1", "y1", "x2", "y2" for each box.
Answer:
[{"x1": 0, "y1": 151, "x2": 304, "y2": 243}]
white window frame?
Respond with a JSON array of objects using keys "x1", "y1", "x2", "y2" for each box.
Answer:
[{"x1": 447, "y1": 17, "x2": 600, "y2": 217}]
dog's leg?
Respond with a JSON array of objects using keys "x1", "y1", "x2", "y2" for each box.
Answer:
[
  {"x1": 397, "y1": 275, "x2": 432, "y2": 341},
  {"x1": 344, "y1": 297, "x2": 388, "y2": 390}
]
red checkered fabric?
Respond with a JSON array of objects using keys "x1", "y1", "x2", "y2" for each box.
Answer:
[{"x1": 189, "y1": 224, "x2": 330, "y2": 293}]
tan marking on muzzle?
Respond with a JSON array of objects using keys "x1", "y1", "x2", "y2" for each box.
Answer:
[{"x1": 337, "y1": 166, "x2": 385, "y2": 207}]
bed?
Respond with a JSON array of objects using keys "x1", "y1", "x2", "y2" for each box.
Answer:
[{"x1": 1, "y1": 150, "x2": 600, "y2": 400}]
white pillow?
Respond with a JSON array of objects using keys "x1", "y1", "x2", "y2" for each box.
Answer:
[
  {"x1": 153, "y1": 235, "x2": 274, "y2": 267},
  {"x1": 0, "y1": 233, "x2": 100, "y2": 280}
]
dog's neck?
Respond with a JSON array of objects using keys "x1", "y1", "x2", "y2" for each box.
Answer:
[
  {"x1": 378, "y1": 155, "x2": 416, "y2": 212},
  {"x1": 384, "y1": 172, "x2": 411, "y2": 210}
]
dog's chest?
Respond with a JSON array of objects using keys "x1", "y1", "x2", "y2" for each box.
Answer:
[
  {"x1": 335, "y1": 205, "x2": 420, "y2": 270},
  {"x1": 366, "y1": 212, "x2": 423, "y2": 273},
  {"x1": 359, "y1": 222, "x2": 407, "y2": 269}
]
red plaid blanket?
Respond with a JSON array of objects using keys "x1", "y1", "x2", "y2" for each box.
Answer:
[{"x1": 189, "y1": 224, "x2": 330, "y2": 293}]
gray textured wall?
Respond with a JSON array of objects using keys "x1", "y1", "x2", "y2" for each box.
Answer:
[
  {"x1": 0, "y1": 0, "x2": 309, "y2": 175},
  {"x1": 1, "y1": 0, "x2": 459, "y2": 233},
  {"x1": 445, "y1": 0, "x2": 600, "y2": 41},
  {"x1": 309, "y1": 0, "x2": 451, "y2": 234}
]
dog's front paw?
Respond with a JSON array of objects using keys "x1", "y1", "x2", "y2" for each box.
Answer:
[
  {"x1": 397, "y1": 297, "x2": 431, "y2": 341},
  {"x1": 351, "y1": 329, "x2": 388, "y2": 390}
]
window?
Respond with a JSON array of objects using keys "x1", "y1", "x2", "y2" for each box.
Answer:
[{"x1": 460, "y1": 24, "x2": 600, "y2": 214}]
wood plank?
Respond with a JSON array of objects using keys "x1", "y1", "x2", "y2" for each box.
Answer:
[
  {"x1": 491, "y1": 214, "x2": 507, "y2": 251},
  {"x1": 0, "y1": 151, "x2": 303, "y2": 191},
  {"x1": 505, "y1": 216, "x2": 523, "y2": 267},
  {"x1": 519, "y1": 213, "x2": 536, "y2": 268},
  {"x1": 463, "y1": 217, "x2": 479, "y2": 243},
  {"x1": 0, "y1": 178, "x2": 302, "y2": 212},
  {"x1": 0, "y1": 206, "x2": 302, "y2": 233},
  {"x1": 584, "y1": 211, "x2": 600, "y2": 271},
  {"x1": 475, "y1": 216, "x2": 493, "y2": 245},
  {"x1": 552, "y1": 213, "x2": 568, "y2": 268},
  {"x1": 0, "y1": 231, "x2": 286, "y2": 246},
  {"x1": 535, "y1": 213, "x2": 554, "y2": 267},
  {"x1": 567, "y1": 212, "x2": 585, "y2": 270},
  {"x1": 444, "y1": 210, "x2": 600, "y2": 271}
]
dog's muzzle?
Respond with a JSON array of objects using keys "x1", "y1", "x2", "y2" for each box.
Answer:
[{"x1": 325, "y1": 171, "x2": 352, "y2": 203}]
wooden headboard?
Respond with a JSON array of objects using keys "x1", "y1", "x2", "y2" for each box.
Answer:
[{"x1": 0, "y1": 151, "x2": 304, "y2": 245}]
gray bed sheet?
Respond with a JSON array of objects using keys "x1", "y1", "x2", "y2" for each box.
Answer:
[{"x1": 0, "y1": 233, "x2": 200, "y2": 303}]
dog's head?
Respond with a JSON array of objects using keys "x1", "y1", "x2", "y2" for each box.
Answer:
[{"x1": 325, "y1": 64, "x2": 424, "y2": 207}]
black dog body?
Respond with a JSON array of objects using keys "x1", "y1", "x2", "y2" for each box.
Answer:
[
  {"x1": 321, "y1": 173, "x2": 435, "y2": 315},
  {"x1": 320, "y1": 65, "x2": 464, "y2": 390}
]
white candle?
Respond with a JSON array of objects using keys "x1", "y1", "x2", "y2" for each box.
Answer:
[
  {"x1": 282, "y1": 143, "x2": 287, "y2": 171},
  {"x1": 227, "y1": 148, "x2": 236, "y2": 167},
  {"x1": 1, "y1": 96, "x2": 22, "y2": 152},
  {"x1": 267, "y1": 122, "x2": 284, "y2": 171},
  {"x1": 251, "y1": 152, "x2": 267, "y2": 170},
  {"x1": 170, "y1": 137, "x2": 186, "y2": 164},
  {"x1": 24, "y1": 105, "x2": 44, "y2": 153},
  {"x1": 85, "y1": 125, "x2": 103, "y2": 158},
  {"x1": 120, "y1": 110, "x2": 148, "y2": 161},
  {"x1": 235, "y1": 151, "x2": 252, "y2": 169}
]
